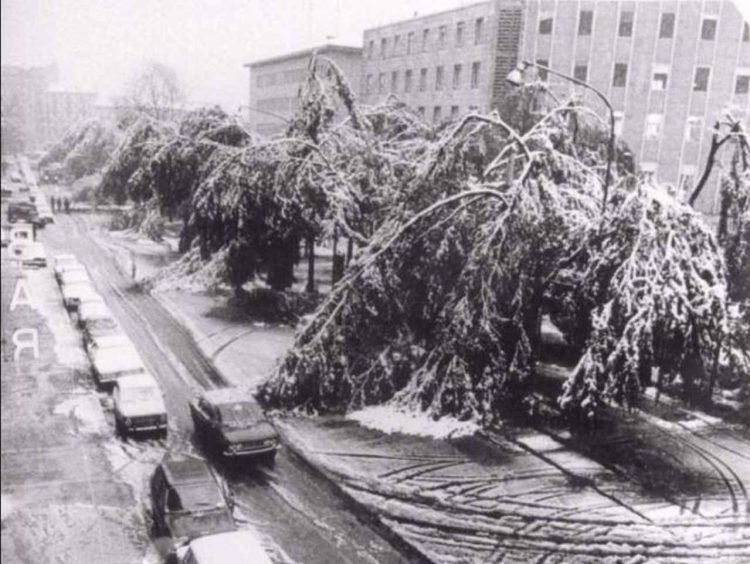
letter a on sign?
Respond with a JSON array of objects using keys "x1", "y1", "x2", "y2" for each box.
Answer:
[{"x1": 10, "y1": 279, "x2": 33, "y2": 311}]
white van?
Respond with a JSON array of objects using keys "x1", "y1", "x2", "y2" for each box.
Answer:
[{"x1": 177, "y1": 530, "x2": 272, "y2": 564}]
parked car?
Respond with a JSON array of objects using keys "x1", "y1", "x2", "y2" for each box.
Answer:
[
  {"x1": 86, "y1": 332, "x2": 131, "y2": 353},
  {"x1": 0, "y1": 229, "x2": 10, "y2": 248},
  {"x1": 54, "y1": 255, "x2": 83, "y2": 283},
  {"x1": 62, "y1": 282, "x2": 103, "y2": 313},
  {"x1": 89, "y1": 339, "x2": 146, "y2": 388},
  {"x1": 82, "y1": 318, "x2": 122, "y2": 350},
  {"x1": 60, "y1": 267, "x2": 91, "y2": 287},
  {"x1": 175, "y1": 530, "x2": 272, "y2": 564},
  {"x1": 78, "y1": 300, "x2": 115, "y2": 329},
  {"x1": 113, "y1": 373, "x2": 168, "y2": 437},
  {"x1": 189, "y1": 388, "x2": 279, "y2": 462},
  {"x1": 149, "y1": 456, "x2": 235, "y2": 546},
  {"x1": 21, "y1": 241, "x2": 47, "y2": 268},
  {"x1": 8, "y1": 200, "x2": 37, "y2": 223}
]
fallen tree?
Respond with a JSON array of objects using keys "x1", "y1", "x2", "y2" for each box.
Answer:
[{"x1": 260, "y1": 99, "x2": 734, "y2": 425}]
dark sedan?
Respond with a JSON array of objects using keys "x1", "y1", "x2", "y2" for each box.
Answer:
[{"x1": 189, "y1": 388, "x2": 279, "y2": 462}]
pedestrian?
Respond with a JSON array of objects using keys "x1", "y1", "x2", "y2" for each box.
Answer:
[
  {"x1": 50, "y1": 196, "x2": 56, "y2": 212},
  {"x1": 64, "y1": 197, "x2": 71, "y2": 214}
]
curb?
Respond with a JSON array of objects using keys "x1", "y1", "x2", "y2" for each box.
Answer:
[{"x1": 149, "y1": 289, "x2": 431, "y2": 563}]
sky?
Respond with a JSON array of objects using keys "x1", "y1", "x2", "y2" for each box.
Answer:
[{"x1": 1, "y1": 0, "x2": 471, "y2": 112}]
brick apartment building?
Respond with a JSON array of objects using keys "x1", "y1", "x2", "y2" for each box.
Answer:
[{"x1": 245, "y1": 44, "x2": 363, "y2": 136}]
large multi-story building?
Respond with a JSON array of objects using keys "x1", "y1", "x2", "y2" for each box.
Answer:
[
  {"x1": 1, "y1": 64, "x2": 99, "y2": 152},
  {"x1": 1, "y1": 64, "x2": 58, "y2": 153},
  {"x1": 245, "y1": 44, "x2": 363, "y2": 136},
  {"x1": 518, "y1": 0, "x2": 749, "y2": 212},
  {"x1": 360, "y1": 0, "x2": 749, "y2": 213}
]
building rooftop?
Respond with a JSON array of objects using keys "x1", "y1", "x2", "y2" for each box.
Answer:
[
  {"x1": 363, "y1": 0, "x2": 491, "y2": 34},
  {"x1": 245, "y1": 43, "x2": 362, "y2": 69}
]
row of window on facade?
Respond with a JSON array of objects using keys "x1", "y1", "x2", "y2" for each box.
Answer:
[
  {"x1": 416, "y1": 104, "x2": 480, "y2": 124},
  {"x1": 365, "y1": 62, "x2": 481, "y2": 95},
  {"x1": 535, "y1": 57, "x2": 749, "y2": 95},
  {"x1": 255, "y1": 68, "x2": 307, "y2": 89},
  {"x1": 540, "y1": 9, "x2": 749, "y2": 42},
  {"x1": 367, "y1": 16, "x2": 486, "y2": 60}
]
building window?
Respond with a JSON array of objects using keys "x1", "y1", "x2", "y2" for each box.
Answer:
[
  {"x1": 365, "y1": 74, "x2": 373, "y2": 94},
  {"x1": 368, "y1": 40, "x2": 374, "y2": 59},
  {"x1": 641, "y1": 162, "x2": 657, "y2": 179},
  {"x1": 652, "y1": 66, "x2": 668, "y2": 90},
  {"x1": 614, "y1": 112, "x2": 624, "y2": 136},
  {"x1": 693, "y1": 67, "x2": 710, "y2": 91},
  {"x1": 418, "y1": 106, "x2": 425, "y2": 119},
  {"x1": 422, "y1": 29, "x2": 430, "y2": 51},
  {"x1": 471, "y1": 62, "x2": 481, "y2": 88},
  {"x1": 736, "y1": 74, "x2": 750, "y2": 95},
  {"x1": 438, "y1": 25, "x2": 447, "y2": 48},
  {"x1": 407, "y1": 32, "x2": 415, "y2": 54},
  {"x1": 435, "y1": 66, "x2": 444, "y2": 91},
  {"x1": 574, "y1": 64, "x2": 588, "y2": 83},
  {"x1": 539, "y1": 16, "x2": 553, "y2": 35},
  {"x1": 380, "y1": 38, "x2": 387, "y2": 58},
  {"x1": 419, "y1": 68, "x2": 428, "y2": 91},
  {"x1": 619, "y1": 11, "x2": 634, "y2": 37},
  {"x1": 659, "y1": 13, "x2": 675, "y2": 38},
  {"x1": 475, "y1": 17, "x2": 484, "y2": 43},
  {"x1": 404, "y1": 69, "x2": 413, "y2": 93},
  {"x1": 451, "y1": 105, "x2": 459, "y2": 120},
  {"x1": 433, "y1": 106, "x2": 442, "y2": 123},
  {"x1": 613, "y1": 63, "x2": 628, "y2": 87},
  {"x1": 456, "y1": 22, "x2": 465, "y2": 46},
  {"x1": 391, "y1": 71, "x2": 399, "y2": 92},
  {"x1": 378, "y1": 73, "x2": 385, "y2": 93},
  {"x1": 393, "y1": 34, "x2": 400, "y2": 56},
  {"x1": 744, "y1": 22, "x2": 750, "y2": 42},
  {"x1": 701, "y1": 18, "x2": 717, "y2": 40},
  {"x1": 678, "y1": 165, "x2": 696, "y2": 194},
  {"x1": 645, "y1": 114, "x2": 663, "y2": 139},
  {"x1": 579, "y1": 10, "x2": 593, "y2": 36},
  {"x1": 684, "y1": 116, "x2": 702, "y2": 142},
  {"x1": 453, "y1": 64, "x2": 462, "y2": 89},
  {"x1": 536, "y1": 59, "x2": 549, "y2": 81}
]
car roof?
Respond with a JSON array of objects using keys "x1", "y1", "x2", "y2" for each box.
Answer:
[
  {"x1": 189, "y1": 531, "x2": 272, "y2": 564},
  {"x1": 162, "y1": 457, "x2": 216, "y2": 486},
  {"x1": 202, "y1": 387, "x2": 254, "y2": 405},
  {"x1": 116, "y1": 373, "x2": 159, "y2": 389}
]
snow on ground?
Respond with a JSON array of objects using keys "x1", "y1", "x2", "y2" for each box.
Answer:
[
  {"x1": 53, "y1": 394, "x2": 109, "y2": 435},
  {"x1": 24, "y1": 268, "x2": 87, "y2": 369},
  {"x1": 102, "y1": 440, "x2": 163, "y2": 503},
  {"x1": 348, "y1": 405, "x2": 480, "y2": 439}
]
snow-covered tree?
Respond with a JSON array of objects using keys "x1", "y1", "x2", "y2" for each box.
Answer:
[
  {"x1": 39, "y1": 119, "x2": 121, "y2": 181},
  {"x1": 260, "y1": 96, "x2": 733, "y2": 426}
]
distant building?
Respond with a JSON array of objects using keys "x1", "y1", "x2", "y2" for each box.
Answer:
[
  {"x1": 1, "y1": 64, "x2": 58, "y2": 153},
  {"x1": 42, "y1": 90, "x2": 98, "y2": 145},
  {"x1": 245, "y1": 44, "x2": 363, "y2": 136},
  {"x1": 1, "y1": 64, "x2": 99, "y2": 152}
]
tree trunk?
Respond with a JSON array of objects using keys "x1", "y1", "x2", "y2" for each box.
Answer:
[
  {"x1": 346, "y1": 238, "x2": 354, "y2": 266},
  {"x1": 306, "y1": 236, "x2": 316, "y2": 294}
]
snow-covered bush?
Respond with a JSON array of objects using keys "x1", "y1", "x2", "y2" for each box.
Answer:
[{"x1": 40, "y1": 119, "x2": 120, "y2": 182}]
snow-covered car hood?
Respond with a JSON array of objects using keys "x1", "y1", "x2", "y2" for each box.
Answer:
[
  {"x1": 117, "y1": 397, "x2": 166, "y2": 418},
  {"x1": 222, "y1": 422, "x2": 278, "y2": 444},
  {"x1": 92, "y1": 347, "x2": 144, "y2": 375}
]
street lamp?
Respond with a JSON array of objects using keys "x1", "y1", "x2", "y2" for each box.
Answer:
[{"x1": 506, "y1": 60, "x2": 616, "y2": 209}]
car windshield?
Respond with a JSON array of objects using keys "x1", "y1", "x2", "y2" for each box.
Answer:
[
  {"x1": 217, "y1": 402, "x2": 260, "y2": 428},
  {"x1": 121, "y1": 386, "x2": 160, "y2": 405}
]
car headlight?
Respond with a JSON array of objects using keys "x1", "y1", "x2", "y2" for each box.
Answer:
[{"x1": 123, "y1": 417, "x2": 132, "y2": 426}]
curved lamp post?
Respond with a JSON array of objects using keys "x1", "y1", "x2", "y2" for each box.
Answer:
[{"x1": 506, "y1": 60, "x2": 616, "y2": 209}]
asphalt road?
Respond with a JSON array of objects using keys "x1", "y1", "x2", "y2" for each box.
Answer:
[{"x1": 41, "y1": 213, "x2": 411, "y2": 564}]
